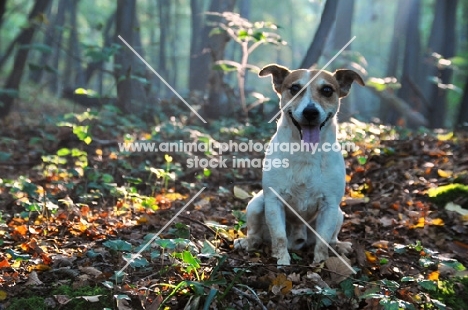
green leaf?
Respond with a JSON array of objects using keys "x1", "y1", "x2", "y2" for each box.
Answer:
[
  {"x1": 122, "y1": 176, "x2": 142, "y2": 184},
  {"x1": 203, "y1": 168, "x2": 211, "y2": 177},
  {"x1": 0, "y1": 151, "x2": 12, "y2": 161},
  {"x1": 208, "y1": 28, "x2": 224, "y2": 36},
  {"x1": 57, "y1": 148, "x2": 71, "y2": 156},
  {"x1": 212, "y1": 63, "x2": 239, "y2": 72},
  {"x1": 419, "y1": 257, "x2": 436, "y2": 268},
  {"x1": 237, "y1": 29, "x2": 249, "y2": 40},
  {"x1": 156, "y1": 239, "x2": 176, "y2": 249},
  {"x1": 357, "y1": 156, "x2": 367, "y2": 165},
  {"x1": 103, "y1": 239, "x2": 132, "y2": 251},
  {"x1": 401, "y1": 276, "x2": 415, "y2": 282},
  {"x1": 440, "y1": 260, "x2": 466, "y2": 271},
  {"x1": 182, "y1": 250, "x2": 200, "y2": 269},
  {"x1": 123, "y1": 253, "x2": 149, "y2": 268},
  {"x1": 418, "y1": 279, "x2": 437, "y2": 291},
  {"x1": 101, "y1": 173, "x2": 114, "y2": 183},
  {"x1": 380, "y1": 279, "x2": 399, "y2": 292},
  {"x1": 379, "y1": 298, "x2": 400, "y2": 310},
  {"x1": 203, "y1": 288, "x2": 218, "y2": 310},
  {"x1": 6, "y1": 249, "x2": 31, "y2": 260}
]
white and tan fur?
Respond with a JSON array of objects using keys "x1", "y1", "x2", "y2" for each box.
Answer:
[{"x1": 234, "y1": 64, "x2": 364, "y2": 265}]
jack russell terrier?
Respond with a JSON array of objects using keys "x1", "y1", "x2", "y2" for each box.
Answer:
[{"x1": 234, "y1": 64, "x2": 364, "y2": 265}]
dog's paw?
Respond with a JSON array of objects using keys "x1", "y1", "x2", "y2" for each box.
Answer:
[
  {"x1": 276, "y1": 253, "x2": 291, "y2": 266},
  {"x1": 336, "y1": 241, "x2": 352, "y2": 254},
  {"x1": 313, "y1": 251, "x2": 329, "y2": 263}
]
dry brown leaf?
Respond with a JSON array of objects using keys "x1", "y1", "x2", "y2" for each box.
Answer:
[
  {"x1": 270, "y1": 273, "x2": 292, "y2": 295},
  {"x1": 54, "y1": 295, "x2": 72, "y2": 305},
  {"x1": 78, "y1": 266, "x2": 103, "y2": 277},
  {"x1": 25, "y1": 271, "x2": 43, "y2": 285},
  {"x1": 325, "y1": 256, "x2": 353, "y2": 284},
  {"x1": 80, "y1": 295, "x2": 102, "y2": 302},
  {"x1": 306, "y1": 271, "x2": 329, "y2": 288},
  {"x1": 371, "y1": 240, "x2": 389, "y2": 249},
  {"x1": 233, "y1": 186, "x2": 252, "y2": 200}
]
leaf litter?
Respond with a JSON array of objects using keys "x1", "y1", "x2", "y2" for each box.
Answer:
[{"x1": 0, "y1": 117, "x2": 467, "y2": 309}]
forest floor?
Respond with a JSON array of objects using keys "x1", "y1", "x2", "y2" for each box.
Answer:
[{"x1": 1, "y1": 105, "x2": 468, "y2": 310}]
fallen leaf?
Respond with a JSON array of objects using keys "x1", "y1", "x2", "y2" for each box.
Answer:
[
  {"x1": 365, "y1": 251, "x2": 378, "y2": 264},
  {"x1": 80, "y1": 295, "x2": 102, "y2": 302},
  {"x1": 325, "y1": 256, "x2": 353, "y2": 284},
  {"x1": 0, "y1": 290, "x2": 7, "y2": 301},
  {"x1": 233, "y1": 186, "x2": 252, "y2": 200},
  {"x1": 437, "y1": 169, "x2": 453, "y2": 178},
  {"x1": 445, "y1": 202, "x2": 468, "y2": 215},
  {"x1": 0, "y1": 258, "x2": 11, "y2": 268},
  {"x1": 270, "y1": 273, "x2": 292, "y2": 295},
  {"x1": 54, "y1": 295, "x2": 72, "y2": 305},
  {"x1": 371, "y1": 240, "x2": 389, "y2": 249},
  {"x1": 411, "y1": 217, "x2": 425, "y2": 229},
  {"x1": 429, "y1": 218, "x2": 444, "y2": 226},
  {"x1": 428, "y1": 271, "x2": 439, "y2": 280},
  {"x1": 25, "y1": 271, "x2": 43, "y2": 285},
  {"x1": 79, "y1": 266, "x2": 103, "y2": 277}
]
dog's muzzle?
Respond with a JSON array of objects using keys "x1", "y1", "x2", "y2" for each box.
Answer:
[{"x1": 288, "y1": 111, "x2": 332, "y2": 144}]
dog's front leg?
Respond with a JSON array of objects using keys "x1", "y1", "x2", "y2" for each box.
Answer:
[
  {"x1": 264, "y1": 196, "x2": 290, "y2": 265},
  {"x1": 313, "y1": 202, "x2": 342, "y2": 263}
]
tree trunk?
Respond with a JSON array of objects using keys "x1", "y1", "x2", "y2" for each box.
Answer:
[
  {"x1": 300, "y1": 0, "x2": 339, "y2": 69},
  {"x1": 332, "y1": 0, "x2": 353, "y2": 51},
  {"x1": 29, "y1": 3, "x2": 54, "y2": 84},
  {"x1": 64, "y1": 0, "x2": 85, "y2": 87},
  {"x1": 427, "y1": 0, "x2": 457, "y2": 128},
  {"x1": 84, "y1": 12, "x2": 115, "y2": 86},
  {"x1": 114, "y1": 0, "x2": 148, "y2": 117},
  {"x1": 0, "y1": 0, "x2": 52, "y2": 119},
  {"x1": 457, "y1": 74, "x2": 468, "y2": 127},
  {"x1": 0, "y1": 0, "x2": 7, "y2": 29},
  {"x1": 398, "y1": 0, "x2": 424, "y2": 128},
  {"x1": 157, "y1": 0, "x2": 170, "y2": 98},
  {"x1": 332, "y1": 0, "x2": 355, "y2": 122},
  {"x1": 49, "y1": 0, "x2": 66, "y2": 95},
  {"x1": 381, "y1": 0, "x2": 412, "y2": 124},
  {"x1": 188, "y1": 0, "x2": 236, "y2": 98}
]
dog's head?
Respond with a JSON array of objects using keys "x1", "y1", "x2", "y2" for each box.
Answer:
[{"x1": 259, "y1": 64, "x2": 364, "y2": 144}]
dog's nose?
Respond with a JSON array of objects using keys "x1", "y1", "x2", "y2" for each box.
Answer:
[{"x1": 302, "y1": 105, "x2": 320, "y2": 121}]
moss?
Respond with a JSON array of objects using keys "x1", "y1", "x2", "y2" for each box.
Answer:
[
  {"x1": 431, "y1": 277, "x2": 468, "y2": 310},
  {"x1": 8, "y1": 296, "x2": 47, "y2": 310},
  {"x1": 51, "y1": 285, "x2": 113, "y2": 310},
  {"x1": 427, "y1": 183, "x2": 468, "y2": 208}
]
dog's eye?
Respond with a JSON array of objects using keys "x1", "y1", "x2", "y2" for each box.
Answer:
[
  {"x1": 320, "y1": 86, "x2": 334, "y2": 97},
  {"x1": 290, "y1": 84, "x2": 302, "y2": 96}
]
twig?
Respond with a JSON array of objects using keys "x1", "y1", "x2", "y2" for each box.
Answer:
[
  {"x1": 232, "y1": 286, "x2": 267, "y2": 310},
  {"x1": 178, "y1": 215, "x2": 231, "y2": 248}
]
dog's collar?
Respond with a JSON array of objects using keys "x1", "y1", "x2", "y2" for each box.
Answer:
[{"x1": 287, "y1": 111, "x2": 333, "y2": 138}]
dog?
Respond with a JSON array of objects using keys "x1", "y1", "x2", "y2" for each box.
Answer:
[{"x1": 234, "y1": 64, "x2": 364, "y2": 265}]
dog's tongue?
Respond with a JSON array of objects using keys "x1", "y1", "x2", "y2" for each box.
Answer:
[{"x1": 302, "y1": 126, "x2": 320, "y2": 144}]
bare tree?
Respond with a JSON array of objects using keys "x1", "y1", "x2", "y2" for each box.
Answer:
[
  {"x1": 114, "y1": 0, "x2": 148, "y2": 117},
  {"x1": 457, "y1": 75, "x2": 468, "y2": 127},
  {"x1": 64, "y1": 0, "x2": 85, "y2": 87},
  {"x1": 300, "y1": 0, "x2": 339, "y2": 69},
  {"x1": 188, "y1": 0, "x2": 236, "y2": 95},
  {"x1": 0, "y1": 0, "x2": 52, "y2": 119},
  {"x1": 423, "y1": 0, "x2": 458, "y2": 128},
  {"x1": 398, "y1": 0, "x2": 423, "y2": 126},
  {"x1": 0, "y1": 0, "x2": 6, "y2": 28}
]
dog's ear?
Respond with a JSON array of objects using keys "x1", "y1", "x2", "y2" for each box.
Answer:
[
  {"x1": 259, "y1": 64, "x2": 290, "y2": 94},
  {"x1": 333, "y1": 70, "x2": 365, "y2": 98}
]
